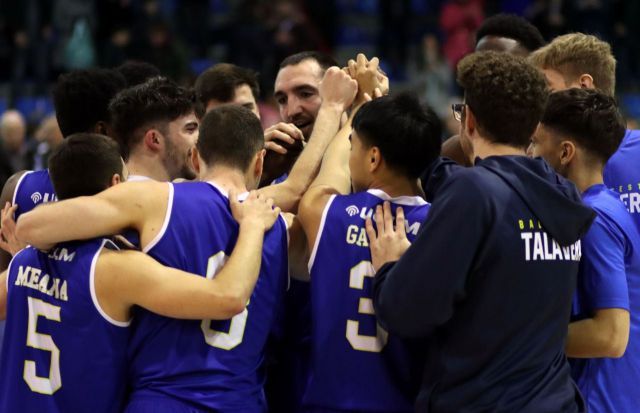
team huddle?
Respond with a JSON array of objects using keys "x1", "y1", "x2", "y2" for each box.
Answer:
[{"x1": 0, "y1": 13, "x2": 638, "y2": 413}]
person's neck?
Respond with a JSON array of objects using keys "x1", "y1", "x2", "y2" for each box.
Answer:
[
  {"x1": 127, "y1": 153, "x2": 170, "y2": 182},
  {"x1": 368, "y1": 175, "x2": 423, "y2": 199},
  {"x1": 566, "y1": 164, "x2": 604, "y2": 193},
  {"x1": 200, "y1": 165, "x2": 249, "y2": 194},
  {"x1": 472, "y1": 136, "x2": 525, "y2": 161}
]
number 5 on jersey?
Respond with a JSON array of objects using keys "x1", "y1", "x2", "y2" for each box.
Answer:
[{"x1": 25, "y1": 297, "x2": 62, "y2": 395}]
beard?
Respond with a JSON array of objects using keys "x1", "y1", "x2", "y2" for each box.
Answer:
[{"x1": 164, "y1": 138, "x2": 197, "y2": 181}]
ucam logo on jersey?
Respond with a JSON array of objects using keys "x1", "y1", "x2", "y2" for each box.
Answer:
[
  {"x1": 30, "y1": 191, "x2": 56, "y2": 205},
  {"x1": 345, "y1": 205, "x2": 359, "y2": 217}
]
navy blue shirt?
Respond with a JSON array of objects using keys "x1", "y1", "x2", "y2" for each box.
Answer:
[{"x1": 374, "y1": 156, "x2": 594, "y2": 412}]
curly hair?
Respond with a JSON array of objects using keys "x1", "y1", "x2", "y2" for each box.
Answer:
[
  {"x1": 457, "y1": 51, "x2": 548, "y2": 149},
  {"x1": 528, "y1": 33, "x2": 616, "y2": 96},
  {"x1": 541, "y1": 88, "x2": 625, "y2": 163},
  {"x1": 476, "y1": 14, "x2": 546, "y2": 53},
  {"x1": 108, "y1": 77, "x2": 194, "y2": 159},
  {"x1": 52, "y1": 68, "x2": 126, "y2": 137}
]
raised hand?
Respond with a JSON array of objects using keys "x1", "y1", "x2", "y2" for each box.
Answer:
[
  {"x1": 230, "y1": 190, "x2": 281, "y2": 233},
  {"x1": 264, "y1": 122, "x2": 304, "y2": 154},
  {"x1": 319, "y1": 66, "x2": 358, "y2": 112},
  {"x1": 365, "y1": 201, "x2": 411, "y2": 272}
]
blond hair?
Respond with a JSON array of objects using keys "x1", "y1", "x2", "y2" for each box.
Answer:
[{"x1": 529, "y1": 33, "x2": 616, "y2": 96}]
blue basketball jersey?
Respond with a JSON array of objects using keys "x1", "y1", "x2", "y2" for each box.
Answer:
[
  {"x1": 0, "y1": 238, "x2": 129, "y2": 413},
  {"x1": 304, "y1": 189, "x2": 429, "y2": 412},
  {"x1": 604, "y1": 129, "x2": 640, "y2": 235},
  {"x1": 126, "y1": 181, "x2": 289, "y2": 412},
  {"x1": 13, "y1": 169, "x2": 57, "y2": 221}
]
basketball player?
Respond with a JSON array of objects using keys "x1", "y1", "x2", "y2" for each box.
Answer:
[
  {"x1": 442, "y1": 14, "x2": 545, "y2": 166},
  {"x1": 0, "y1": 133, "x2": 280, "y2": 413},
  {"x1": 367, "y1": 51, "x2": 594, "y2": 412},
  {"x1": 298, "y1": 92, "x2": 442, "y2": 412},
  {"x1": 0, "y1": 68, "x2": 126, "y2": 269},
  {"x1": 531, "y1": 88, "x2": 640, "y2": 412},
  {"x1": 529, "y1": 33, "x2": 640, "y2": 237},
  {"x1": 15, "y1": 68, "x2": 357, "y2": 412}
]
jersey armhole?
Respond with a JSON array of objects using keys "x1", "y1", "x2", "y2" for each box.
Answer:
[
  {"x1": 307, "y1": 194, "x2": 336, "y2": 272},
  {"x1": 90, "y1": 239, "x2": 130, "y2": 328},
  {"x1": 142, "y1": 182, "x2": 174, "y2": 253},
  {"x1": 11, "y1": 170, "x2": 33, "y2": 206}
]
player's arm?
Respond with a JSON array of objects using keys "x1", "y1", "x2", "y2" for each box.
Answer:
[
  {"x1": 565, "y1": 217, "x2": 631, "y2": 358},
  {"x1": 97, "y1": 191, "x2": 280, "y2": 320},
  {"x1": 0, "y1": 270, "x2": 7, "y2": 320},
  {"x1": 258, "y1": 67, "x2": 357, "y2": 213},
  {"x1": 16, "y1": 181, "x2": 168, "y2": 251},
  {"x1": 566, "y1": 309, "x2": 630, "y2": 358},
  {"x1": 297, "y1": 57, "x2": 383, "y2": 256},
  {"x1": 0, "y1": 171, "x2": 28, "y2": 270}
]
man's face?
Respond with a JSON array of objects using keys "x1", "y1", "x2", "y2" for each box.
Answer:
[
  {"x1": 348, "y1": 130, "x2": 371, "y2": 193},
  {"x1": 162, "y1": 112, "x2": 199, "y2": 180},
  {"x1": 476, "y1": 36, "x2": 529, "y2": 57},
  {"x1": 206, "y1": 84, "x2": 260, "y2": 119},
  {"x1": 530, "y1": 124, "x2": 563, "y2": 171},
  {"x1": 274, "y1": 59, "x2": 324, "y2": 140}
]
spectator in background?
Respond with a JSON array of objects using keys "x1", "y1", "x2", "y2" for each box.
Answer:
[
  {"x1": 32, "y1": 115, "x2": 63, "y2": 170},
  {"x1": 141, "y1": 19, "x2": 188, "y2": 83},
  {"x1": 0, "y1": 110, "x2": 27, "y2": 172},
  {"x1": 440, "y1": 0, "x2": 484, "y2": 69},
  {"x1": 52, "y1": 0, "x2": 97, "y2": 71},
  {"x1": 378, "y1": 0, "x2": 411, "y2": 79},
  {"x1": 97, "y1": 0, "x2": 135, "y2": 68},
  {"x1": 419, "y1": 34, "x2": 454, "y2": 123},
  {"x1": 476, "y1": 13, "x2": 546, "y2": 56}
]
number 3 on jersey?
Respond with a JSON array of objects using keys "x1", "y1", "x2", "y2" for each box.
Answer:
[
  {"x1": 346, "y1": 260, "x2": 389, "y2": 352},
  {"x1": 201, "y1": 251, "x2": 249, "y2": 350},
  {"x1": 25, "y1": 297, "x2": 62, "y2": 395}
]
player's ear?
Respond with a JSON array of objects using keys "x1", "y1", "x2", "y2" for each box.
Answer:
[
  {"x1": 559, "y1": 141, "x2": 576, "y2": 165},
  {"x1": 110, "y1": 173, "x2": 122, "y2": 187},
  {"x1": 144, "y1": 129, "x2": 162, "y2": 152},
  {"x1": 369, "y1": 147, "x2": 382, "y2": 173},
  {"x1": 254, "y1": 149, "x2": 266, "y2": 179},
  {"x1": 464, "y1": 105, "x2": 476, "y2": 137},
  {"x1": 190, "y1": 147, "x2": 201, "y2": 176},
  {"x1": 578, "y1": 74, "x2": 594, "y2": 90}
]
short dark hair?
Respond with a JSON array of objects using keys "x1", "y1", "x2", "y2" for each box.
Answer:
[
  {"x1": 457, "y1": 51, "x2": 548, "y2": 149},
  {"x1": 476, "y1": 14, "x2": 546, "y2": 52},
  {"x1": 116, "y1": 61, "x2": 162, "y2": 87},
  {"x1": 541, "y1": 88, "x2": 626, "y2": 163},
  {"x1": 197, "y1": 105, "x2": 264, "y2": 171},
  {"x1": 109, "y1": 77, "x2": 194, "y2": 159},
  {"x1": 353, "y1": 93, "x2": 442, "y2": 179},
  {"x1": 194, "y1": 63, "x2": 260, "y2": 116},
  {"x1": 49, "y1": 133, "x2": 123, "y2": 200},
  {"x1": 279, "y1": 51, "x2": 338, "y2": 72},
  {"x1": 52, "y1": 69, "x2": 126, "y2": 137}
]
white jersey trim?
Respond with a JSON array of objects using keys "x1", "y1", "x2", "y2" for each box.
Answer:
[
  {"x1": 307, "y1": 194, "x2": 336, "y2": 272},
  {"x1": 127, "y1": 175, "x2": 152, "y2": 182},
  {"x1": 90, "y1": 239, "x2": 130, "y2": 327},
  {"x1": 12, "y1": 170, "x2": 33, "y2": 206},
  {"x1": 143, "y1": 183, "x2": 174, "y2": 253},
  {"x1": 367, "y1": 188, "x2": 427, "y2": 206}
]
